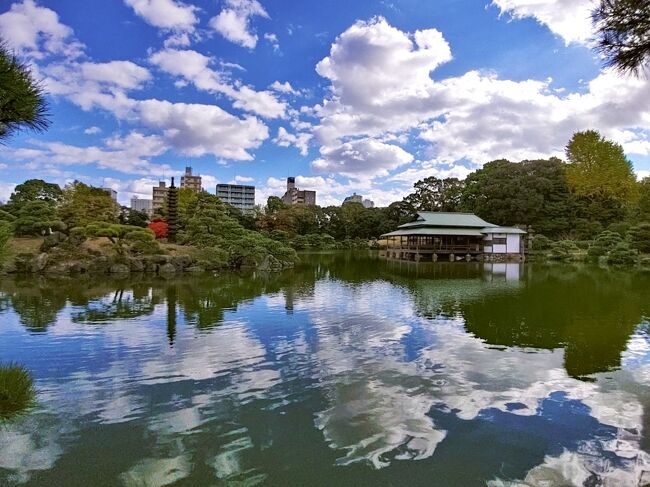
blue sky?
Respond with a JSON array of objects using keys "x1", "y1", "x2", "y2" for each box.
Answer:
[{"x1": 1, "y1": 0, "x2": 649, "y2": 206}]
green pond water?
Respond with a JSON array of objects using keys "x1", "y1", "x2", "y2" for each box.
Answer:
[{"x1": 1, "y1": 252, "x2": 650, "y2": 486}]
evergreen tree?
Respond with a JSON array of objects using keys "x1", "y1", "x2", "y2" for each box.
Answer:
[{"x1": 0, "y1": 41, "x2": 49, "y2": 141}]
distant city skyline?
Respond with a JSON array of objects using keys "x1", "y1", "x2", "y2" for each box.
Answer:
[{"x1": 1, "y1": 0, "x2": 649, "y2": 208}]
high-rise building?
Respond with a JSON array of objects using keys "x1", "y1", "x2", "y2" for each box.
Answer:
[
  {"x1": 216, "y1": 184, "x2": 256, "y2": 212},
  {"x1": 281, "y1": 177, "x2": 316, "y2": 206},
  {"x1": 130, "y1": 196, "x2": 153, "y2": 216},
  {"x1": 152, "y1": 181, "x2": 168, "y2": 213},
  {"x1": 101, "y1": 187, "x2": 117, "y2": 201},
  {"x1": 180, "y1": 166, "x2": 202, "y2": 192},
  {"x1": 343, "y1": 193, "x2": 375, "y2": 208}
]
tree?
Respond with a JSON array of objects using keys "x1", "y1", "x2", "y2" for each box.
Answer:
[
  {"x1": 565, "y1": 131, "x2": 638, "y2": 228},
  {"x1": 592, "y1": 0, "x2": 650, "y2": 75},
  {"x1": 147, "y1": 220, "x2": 169, "y2": 240},
  {"x1": 638, "y1": 177, "x2": 650, "y2": 218},
  {"x1": 266, "y1": 196, "x2": 286, "y2": 215},
  {"x1": 461, "y1": 158, "x2": 575, "y2": 236},
  {"x1": 119, "y1": 207, "x2": 149, "y2": 227},
  {"x1": 7, "y1": 179, "x2": 62, "y2": 212},
  {"x1": 80, "y1": 223, "x2": 159, "y2": 256},
  {"x1": 627, "y1": 222, "x2": 650, "y2": 252},
  {"x1": 0, "y1": 221, "x2": 11, "y2": 264},
  {"x1": 0, "y1": 41, "x2": 49, "y2": 141},
  {"x1": 59, "y1": 181, "x2": 119, "y2": 228},
  {"x1": 13, "y1": 200, "x2": 65, "y2": 236},
  {"x1": 402, "y1": 177, "x2": 465, "y2": 213},
  {"x1": 566, "y1": 130, "x2": 638, "y2": 204}
]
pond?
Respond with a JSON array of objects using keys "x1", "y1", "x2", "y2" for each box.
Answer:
[{"x1": 1, "y1": 252, "x2": 650, "y2": 486}]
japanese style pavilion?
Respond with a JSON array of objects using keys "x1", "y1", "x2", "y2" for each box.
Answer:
[{"x1": 380, "y1": 212, "x2": 526, "y2": 262}]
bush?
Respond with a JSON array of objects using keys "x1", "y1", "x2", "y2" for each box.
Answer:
[
  {"x1": 0, "y1": 364, "x2": 35, "y2": 421},
  {"x1": 606, "y1": 241, "x2": 637, "y2": 266},
  {"x1": 530, "y1": 234, "x2": 551, "y2": 251},
  {"x1": 627, "y1": 223, "x2": 650, "y2": 253},
  {"x1": 607, "y1": 221, "x2": 630, "y2": 236},
  {"x1": 0, "y1": 221, "x2": 11, "y2": 264},
  {"x1": 639, "y1": 256, "x2": 650, "y2": 271},
  {"x1": 147, "y1": 220, "x2": 168, "y2": 240},
  {"x1": 549, "y1": 240, "x2": 580, "y2": 261},
  {"x1": 195, "y1": 247, "x2": 229, "y2": 270},
  {"x1": 587, "y1": 230, "x2": 623, "y2": 261}
]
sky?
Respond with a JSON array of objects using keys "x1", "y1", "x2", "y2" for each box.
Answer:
[{"x1": 1, "y1": 0, "x2": 649, "y2": 207}]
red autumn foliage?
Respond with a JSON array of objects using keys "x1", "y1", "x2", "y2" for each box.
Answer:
[{"x1": 148, "y1": 220, "x2": 168, "y2": 239}]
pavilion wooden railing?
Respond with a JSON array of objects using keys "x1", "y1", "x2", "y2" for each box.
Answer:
[{"x1": 386, "y1": 244, "x2": 481, "y2": 252}]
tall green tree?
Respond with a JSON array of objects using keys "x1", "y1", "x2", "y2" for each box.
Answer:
[
  {"x1": 566, "y1": 130, "x2": 638, "y2": 203},
  {"x1": 6, "y1": 179, "x2": 62, "y2": 214},
  {"x1": 592, "y1": 0, "x2": 650, "y2": 75},
  {"x1": 402, "y1": 177, "x2": 465, "y2": 213},
  {"x1": 461, "y1": 158, "x2": 574, "y2": 236},
  {"x1": 638, "y1": 177, "x2": 650, "y2": 219},
  {"x1": 59, "y1": 181, "x2": 119, "y2": 229},
  {"x1": 565, "y1": 130, "x2": 638, "y2": 227},
  {"x1": 0, "y1": 41, "x2": 49, "y2": 141}
]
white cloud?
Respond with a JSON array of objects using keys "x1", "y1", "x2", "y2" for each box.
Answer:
[
  {"x1": 273, "y1": 127, "x2": 312, "y2": 156},
  {"x1": 492, "y1": 0, "x2": 596, "y2": 45},
  {"x1": 80, "y1": 61, "x2": 152, "y2": 90},
  {"x1": 8, "y1": 131, "x2": 173, "y2": 176},
  {"x1": 0, "y1": 182, "x2": 17, "y2": 203},
  {"x1": 234, "y1": 175, "x2": 254, "y2": 183},
  {"x1": 269, "y1": 80, "x2": 297, "y2": 94},
  {"x1": 84, "y1": 126, "x2": 102, "y2": 135},
  {"x1": 312, "y1": 16, "x2": 650, "y2": 178},
  {"x1": 312, "y1": 138, "x2": 414, "y2": 178},
  {"x1": 0, "y1": 0, "x2": 84, "y2": 59},
  {"x1": 209, "y1": 0, "x2": 269, "y2": 49},
  {"x1": 137, "y1": 99, "x2": 269, "y2": 160},
  {"x1": 149, "y1": 48, "x2": 286, "y2": 118},
  {"x1": 264, "y1": 32, "x2": 279, "y2": 51},
  {"x1": 314, "y1": 16, "x2": 452, "y2": 143},
  {"x1": 123, "y1": 0, "x2": 198, "y2": 31}
]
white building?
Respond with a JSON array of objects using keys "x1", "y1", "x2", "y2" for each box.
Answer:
[{"x1": 130, "y1": 197, "x2": 153, "y2": 216}]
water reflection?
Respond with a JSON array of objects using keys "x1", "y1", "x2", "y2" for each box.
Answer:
[{"x1": 1, "y1": 254, "x2": 650, "y2": 485}]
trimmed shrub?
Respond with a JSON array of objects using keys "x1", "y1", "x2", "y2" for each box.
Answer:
[
  {"x1": 606, "y1": 241, "x2": 637, "y2": 266},
  {"x1": 549, "y1": 240, "x2": 580, "y2": 261},
  {"x1": 587, "y1": 231, "x2": 623, "y2": 261},
  {"x1": 530, "y1": 234, "x2": 551, "y2": 251},
  {"x1": 627, "y1": 223, "x2": 650, "y2": 254}
]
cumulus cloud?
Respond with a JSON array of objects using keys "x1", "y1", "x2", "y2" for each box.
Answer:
[
  {"x1": 209, "y1": 0, "x2": 269, "y2": 49},
  {"x1": 149, "y1": 48, "x2": 286, "y2": 118},
  {"x1": 313, "y1": 16, "x2": 452, "y2": 143},
  {"x1": 0, "y1": 0, "x2": 84, "y2": 59},
  {"x1": 137, "y1": 99, "x2": 269, "y2": 160},
  {"x1": 84, "y1": 126, "x2": 102, "y2": 135},
  {"x1": 312, "y1": 16, "x2": 650, "y2": 178},
  {"x1": 312, "y1": 138, "x2": 414, "y2": 177},
  {"x1": 492, "y1": 0, "x2": 596, "y2": 45},
  {"x1": 269, "y1": 80, "x2": 297, "y2": 94},
  {"x1": 123, "y1": 0, "x2": 198, "y2": 31},
  {"x1": 273, "y1": 127, "x2": 312, "y2": 156}
]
